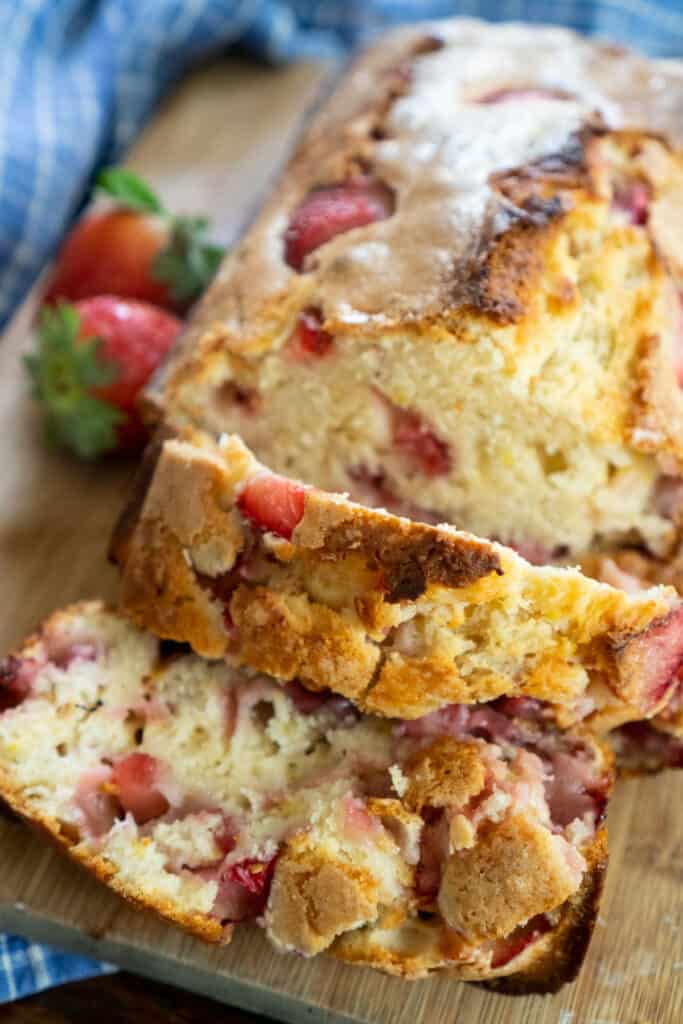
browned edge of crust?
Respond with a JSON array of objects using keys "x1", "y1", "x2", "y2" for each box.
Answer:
[
  {"x1": 110, "y1": 429, "x2": 504, "y2": 603},
  {"x1": 303, "y1": 494, "x2": 503, "y2": 599},
  {"x1": 0, "y1": 782, "x2": 227, "y2": 946},
  {"x1": 483, "y1": 826, "x2": 609, "y2": 995}
]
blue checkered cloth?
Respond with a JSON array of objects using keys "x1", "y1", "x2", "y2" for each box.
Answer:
[
  {"x1": 1, "y1": 0, "x2": 682, "y2": 1005},
  {"x1": 0, "y1": 934, "x2": 116, "y2": 1002}
]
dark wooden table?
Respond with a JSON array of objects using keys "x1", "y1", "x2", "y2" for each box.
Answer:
[{"x1": 3, "y1": 972, "x2": 267, "y2": 1022}]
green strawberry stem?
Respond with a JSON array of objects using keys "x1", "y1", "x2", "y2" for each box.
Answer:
[
  {"x1": 96, "y1": 167, "x2": 225, "y2": 305},
  {"x1": 25, "y1": 304, "x2": 122, "y2": 459}
]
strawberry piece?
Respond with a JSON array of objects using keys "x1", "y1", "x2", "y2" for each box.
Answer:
[
  {"x1": 214, "y1": 815, "x2": 238, "y2": 855},
  {"x1": 415, "y1": 810, "x2": 449, "y2": 902},
  {"x1": 237, "y1": 473, "x2": 307, "y2": 540},
  {"x1": 389, "y1": 401, "x2": 451, "y2": 476},
  {"x1": 342, "y1": 795, "x2": 382, "y2": 839},
  {"x1": 543, "y1": 751, "x2": 602, "y2": 828},
  {"x1": 284, "y1": 177, "x2": 393, "y2": 271},
  {"x1": 286, "y1": 308, "x2": 334, "y2": 360},
  {"x1": 48, "y1": 642, "x2": 99, "y2": 671},
  {"x1": 284, "y1": 680, "x2": 358, "y2": 722},
  {"x1": 612, "y1": 180, "x2": 650, "y2": 226},
  {"x1": 490, "y1": 915, "x2": 551, "y2": 968},
  {"x1": 0, "y1": 657, "x2": 38, "y2": 713},
  {"x1": 395, "y1": 704, "x2": 470, "y2": 741},
  {"x1": 491, "y1": 696, "x2": 544, "y2": 720},
  {"x1": 25, "y1": 299, "x2": 181, "y2": 456},
  {"x1": 110, "y1": 752, "x2": 170, "y2": 825},
  {"x1": 200, "y1": 855, "x2": 277, "y2": 922},
  {"x1": 635, "y1": 604, "x2": 683, "y2": 710},
  {"x1": 44, "y1": 211, "x2": 174, "y2": 309},
  {"x1": 284, "y1": 680, "x2": 329, "y2": 714},
  {"x1": 74, "y1": 765, "x2": 121, "y2": 837},
  {"x1": 478, "y1": 87, "x2": 570, "y2": 104},
  {"x1": 615, "y1": 721, "x2": 683, "y2": 770},
  {"x1": 44, "y1": 168, "x2": 224, "y2": 312},
  {"x1": 674, "y1": 295, "x2": 683, "y2": 387},
  {"x1": 225, "y1": 857, "x2": 276, "y2": 896},
  {"x1": 501, "y1": 538, "x2": 553, "y2": 566}
]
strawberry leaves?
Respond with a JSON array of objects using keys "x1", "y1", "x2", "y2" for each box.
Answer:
[
  {"x1": 152, "y1": 216, "x2": 224, "y2": 304},
  {"x1": 24, "y1": 304, "x2": 122, "y2": 459},
  {"x1": 96, "y1": 168, "x2": 165, "y2": 215},
  {"x1": 96, "y1": 167, "x2": 225, "y2": 305}
]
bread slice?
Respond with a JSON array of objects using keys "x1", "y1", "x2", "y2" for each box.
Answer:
[
  {"x1": 111, "y1": 429, "x2": 683, "y2": 733},
  {"x1": 147, "y1": 19, "x2": 683, "y2": 566},
  {"x1": 0, "y1": 601, "x2": 612, "y2": 989}
]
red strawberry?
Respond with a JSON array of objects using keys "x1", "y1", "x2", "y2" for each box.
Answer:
[
  {"x1": 214, "y1": 815, "x2": 238, "y2": 855},
  {"x1": 285, "y1": 307, "x2": 334, "y2": 360},
  {"x1": 612, "y1": 181, "x2": 650, "y2": 226},
  {"x1": 44, "y1": 168, "x2": 224, "y2": 312},
  {"x1": 490, "y1": 915, "x2": 551, "y2": 968},
  {"x1": 199, "y1": 854, "x2": 277, "y2": 921},
  {"x1": 44, "y1": 211, "x2": 172, "y2": 309},
  {"x1": 390, "y1": 402, "x2": 451, "y2": 477},
  {"x1": 284, "y1": 177, "x2": 393, "y2": 271},
  {"x1": 676, "y1": 295, "x2": 683, "y2": 387},
  {"x1": 110, "y1": 752, "x2": 170, "y2": 825},
  {"x1": 225, "y1": 857, "x2": 276, "y2": 896},
  {"x1": 237, "y1": 474, "x2": 308, "y2": 540},
  {"x1": 0, "y1": 657, "x2": 37, "y2": 713},
  {"x1": 25, "y1": 299, "x2": 181, "y2": 456}
]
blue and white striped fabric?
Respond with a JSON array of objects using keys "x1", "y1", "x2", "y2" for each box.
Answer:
[
  {"x1": 0, "y1": 934, "x2": 116, "y2": 1002},
  {"x1": 0, "y1": 0, "x2": 681, "y2": 1005}
]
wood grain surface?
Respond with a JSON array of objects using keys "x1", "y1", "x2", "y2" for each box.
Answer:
[{"x1": 1, "y1": 54, "x2": 682, "y2": 1024}]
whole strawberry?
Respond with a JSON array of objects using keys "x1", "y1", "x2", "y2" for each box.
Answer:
[
  {"x1": 25, "y1": 299, "x2": 181, "y2": 457},
  {"x1": 43, "y1": 169, "x2": 224, "y2": 313}
]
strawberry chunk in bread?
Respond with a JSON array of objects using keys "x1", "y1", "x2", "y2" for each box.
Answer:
[
  {"x1": 237, "y1": 473, "x2": 307, "y2": 540},
  {"x1": 284, "y1": 177, "x2": 394, "y2": 271},
  {"x1": 579, "y1": 551, "x2": 683, "y2": 770},
  {"x1": 0, "y1": 602, "x2": 611, "y2": 989},
  {"x1": 112, "y1": 430, "x2": 683, "y2": 733}
]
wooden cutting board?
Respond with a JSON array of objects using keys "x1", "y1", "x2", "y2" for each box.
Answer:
[{"x1": 0, "y1": 55, "x2": 682, "y2": 1024}]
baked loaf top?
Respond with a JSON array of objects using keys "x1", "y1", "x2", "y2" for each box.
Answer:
[
  {"x1": 0, "y1": 602, "x2": 612, "y2": 988},
  {"x1": 150, "y1": 19, "x2": 683, "y2": 562},
  {"x1": 157, "y1": 18, "x2": 683, "y2": 353},
  {"x1": 112, "y1": 430, "x2": 683, "y2": 731}
]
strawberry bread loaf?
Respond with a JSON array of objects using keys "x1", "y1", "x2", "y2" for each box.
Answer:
[
  {"x1": 0, "y1": 602, "x2": 612, "y2": 990},
  {"x1": 149, "y1": 19, "x2": 683, "y2": 568}
]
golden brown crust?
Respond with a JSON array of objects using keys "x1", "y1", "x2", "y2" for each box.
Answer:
[
  {"x1": 437, "y1": 815, "x2": 583, "y2": 943},
  {"x1": 0, "y1": 768, "x2": 226, "y2": 947},
  {"x1": 228, "y1": 585, "x2": 380, "y2": 701},
  {"x1": 403, "y1": 738, "x2": 486, "y2": 812},
  {"x1": 266, "y1": 838, "x2": 383, "y2": 956},
  {"x1": 331, "y1": 827, "x2": 609, "y2": 987},
  {"x1": 484, "y1": 827, "x2": 608, "y2": 994},
  {"x1": 297, "y1": 489, "x2": 503, "y2": 598}
]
